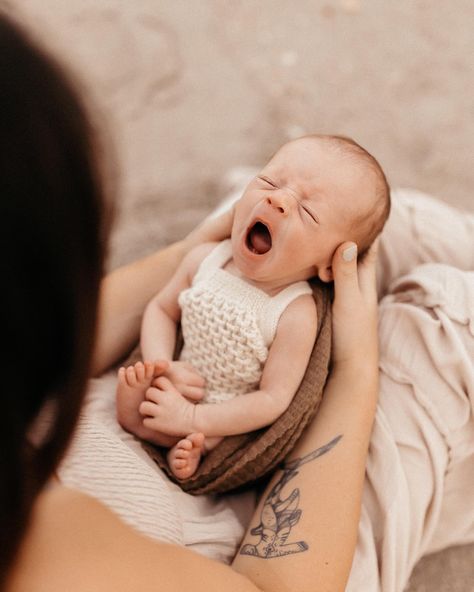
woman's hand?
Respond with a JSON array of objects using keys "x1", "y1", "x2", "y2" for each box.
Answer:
[
  {"x1": 330, "y1": 240, "x2": 379, "y2": 374},
  {"x1": 183, "y1": 206, "x2": 235, "y2": 251}
]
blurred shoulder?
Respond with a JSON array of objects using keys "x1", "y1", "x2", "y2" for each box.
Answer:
[
  {"x1": 8, "y1": 485, "x2": 258, "y2": 592},
  {"x1": 278, "y1": 293, "x2": 317, "y2": 333},
  {"x1": 7, "y1": 486, "x2": 149, "y2": 591}
]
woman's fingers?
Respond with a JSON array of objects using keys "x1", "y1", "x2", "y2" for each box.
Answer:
[
  {"x1": 331, "y1": 239, "x2": 380, "y2": 304},
  {"x1": 331, "y1": 242, "x2": 359, "y2": 307},
  {"x1": 210, "y1": 206, "x2": 235, "y2": 241},
  {"x1": 330, "y1": 240, "x2": 379, "y2": 369},
  {"x1": 185, "y1": 205, "x2": 235, "y2": 248},
  {"x1": 357, "y1": 238, "x2": 379, "y2": 301}
]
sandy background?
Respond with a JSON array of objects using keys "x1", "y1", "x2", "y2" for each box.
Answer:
[
  {"x1": 9, "y1": 0, "x2": 474, "y2": 268},
  {"x1": 7, "y1": 1, "x2": 473, "y2": 589}
]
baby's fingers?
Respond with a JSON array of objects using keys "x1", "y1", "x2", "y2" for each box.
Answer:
[
  {"x1": 139, "y1": 400, "x2": 158, "y2": 417},
  {"x1": 179, "y1": 384, "x2": 205, "y2": 401},
  {"x1": 181, "y1": 370, "x2": 206, "y2": 388},
  {"x1": 177, "y1": 363, "x2": 206, "y2": 387},
  {"x1": 151, "y1": 375, "x2": 177, "y2": 392}
]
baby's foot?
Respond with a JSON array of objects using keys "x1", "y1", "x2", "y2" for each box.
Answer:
[
  {"x1": 116, "y1": 361, "x2": 159, "y2": 433},
  {"x1": 168, "y1": 433, "x2": 206, "y2": 480}
]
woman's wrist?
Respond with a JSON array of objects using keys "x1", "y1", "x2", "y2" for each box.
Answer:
[
  {"x1": 181, "y1": 226, "x2": 208, "y2": 253},
  {"x1": 162, "y1": 238, "x2": 190, "y2": 260},
  {"x1": 327, "y1": 360, "x2": 379, "y2": 411},
  {"x1": 332, "y1": 355, "x2": 378, "y2": 378}
]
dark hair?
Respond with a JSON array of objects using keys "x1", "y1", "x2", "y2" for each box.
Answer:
[
  {"x1": 301, "y1": 133, "x2": 391, "y2": 258},
  {"x1": 0, "y1": 14, "x2": 107, "y2": 584}
]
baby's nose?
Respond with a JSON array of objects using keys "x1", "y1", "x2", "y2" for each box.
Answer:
[{"x1": 266, "y1": 194, "x2": 289, "y2": 215}]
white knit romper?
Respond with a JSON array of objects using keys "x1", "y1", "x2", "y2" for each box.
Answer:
[{"x1": 178, "y1": 240, "x2": 313, "y2": 404}]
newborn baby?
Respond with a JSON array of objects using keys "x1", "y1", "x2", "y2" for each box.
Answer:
[{"x1": 116, "y1": 134, "x2": 390, "y2": 480}]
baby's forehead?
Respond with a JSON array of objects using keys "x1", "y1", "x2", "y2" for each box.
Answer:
[
  {"x1": 275, "y1": 136, "x2": 323, "y2": 159},
  {"x1": 264, "y1": 139, "x2": 322, "y2": 176},
  {"x1": 269, "y1": 137, "x2": 357, "y2": 175},
  {"x1": 269, "y1": 138, "x2": 366, "y2": 187}
]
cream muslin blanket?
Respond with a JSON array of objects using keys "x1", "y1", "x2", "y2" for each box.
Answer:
[{"x1": 58, "y1": 185, "x2": 474, "y2": 590}]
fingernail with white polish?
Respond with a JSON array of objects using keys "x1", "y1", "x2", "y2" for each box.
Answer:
[{"x1": 343, "y1": 245, "x2": 357, "y2": 262}]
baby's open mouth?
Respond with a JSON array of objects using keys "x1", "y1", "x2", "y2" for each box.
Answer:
[{"x1": 246, "y1": 221, "x2": 272, "y2": 255}]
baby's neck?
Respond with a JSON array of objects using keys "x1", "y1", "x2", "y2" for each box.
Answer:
[{"x1": 223, "y1": 259, "x2": 310, "y2": 297}]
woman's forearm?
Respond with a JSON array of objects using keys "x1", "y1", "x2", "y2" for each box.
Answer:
[
  {"x1": 232, "y1": 363, "x2": 378, "y2": 592},
  {"x1": 91, "y1": 241, "x2": 188, "y2": 376},
  {"x1": 91, "y1": 208, "x2": 235, "y2": 376}
]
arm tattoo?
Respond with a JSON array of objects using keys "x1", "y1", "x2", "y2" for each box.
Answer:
[{"x1": 240, "y1": 434, "x2": 343, "y2": 559}]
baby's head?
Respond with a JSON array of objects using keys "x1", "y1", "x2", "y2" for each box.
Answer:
[{"x1": 231, "y1": 134, "x2": 390, "y2": 285}]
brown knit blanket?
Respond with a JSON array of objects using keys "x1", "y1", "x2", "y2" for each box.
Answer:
[{"x1": 141, "y1": 279, "x2": 332, "y2": 495}]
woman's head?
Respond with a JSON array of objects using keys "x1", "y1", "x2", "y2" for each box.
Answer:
[{"x1": 0, "y1": 13, "x2": 107, "y2": 579}]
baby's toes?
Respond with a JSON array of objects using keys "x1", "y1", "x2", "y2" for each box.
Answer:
[
  {"x1": 177, "y1": 438, "x2": 193, "y2": 451},
  {"x1": 118, "y1": 367, "x2": 126, "y2": 384},
  {"x1": 174, "y1": 448, "x2": 190, "y2": 460},
  {"x1": 172, "y1": 458, "x2": 188, "y2": 469},
  {"x1": 125, "y1": 366, "x2": 138, "y2": 387},
  {"x1": 144, "y1": 361, "x2": 155, "y2": 379},
  {"x1": 134, "y1": 362, "x2": 145, "y2": 382}
]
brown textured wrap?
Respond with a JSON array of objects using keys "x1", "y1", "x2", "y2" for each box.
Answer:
[{"x1": 141, "y1": 280, "x2": 332, "y2": 495}]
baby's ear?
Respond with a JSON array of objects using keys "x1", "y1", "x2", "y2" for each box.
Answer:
[{"x1": 317, "y1": 265, "x2": 333, "y2": 283}]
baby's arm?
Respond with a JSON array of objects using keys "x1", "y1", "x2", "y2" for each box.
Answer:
[
  {"x1": 195, "y1": 294, "x2": 317, "y2": 435},
  {"x1": 140, "y1": 256, "x2": 189, "y2": 360},
  {"x1": 115, "y1": 242, "x2": 216, "y2": 443},
  {"x1": 141, "y1": 242, "x2": 217, "y2": 387},
  {"x1": 142, "y1": 294, "x2": 318, "y2": 437},
  {"x1": 141, "y1": 242, "x2": 215, "y2": 356}
]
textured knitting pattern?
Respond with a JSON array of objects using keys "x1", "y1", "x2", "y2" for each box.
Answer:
[
  {"x1": 59, "y1": 374, "x2": 183, "y2": 545},
  {"x1": 145, "y1": 275, "x2": 333, "y2": 495},
  {"x1": 178, "y1": 240, "x2": 312, "y2": 404},
  {"x1": 179, "y1": 276, "x2": 268, "y2": 403}
]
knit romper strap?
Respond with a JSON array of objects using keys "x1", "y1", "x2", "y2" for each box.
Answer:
[
  {"x1": 259, "y1": 281, "x2": 314, "y2": 347},
  {"x1": 193, "y1": 239, "x2": 313, "y2": 347},
  {"x1": 193, "y1": 239, "x2": 233, "y2": 284}
]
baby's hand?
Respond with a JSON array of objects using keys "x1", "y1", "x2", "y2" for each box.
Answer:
[
  {"x1": 140, "y1": 376, "x2": 197, "y2": 437},
  {"x1": 164, "y1": 361, "x2": 206, "y2": 401}
]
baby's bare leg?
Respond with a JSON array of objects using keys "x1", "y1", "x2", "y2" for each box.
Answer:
[
  {"x1": 168, "y1": 434, "x2": 223, "y2": 480},
  {"x1": 116, "y1": 361, "x2": 179, "y2": 447}
]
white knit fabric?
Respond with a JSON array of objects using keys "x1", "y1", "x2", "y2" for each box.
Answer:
[
  {"x1": 58, "y1": 372, "x2": 257, "y2": 563},
  {"x1": 178, "y1": 240, "x2": 312, "y2": 404}
]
